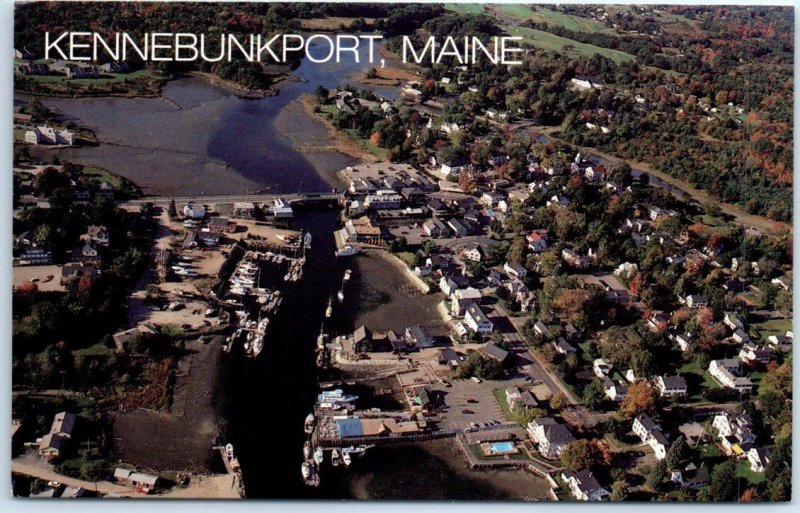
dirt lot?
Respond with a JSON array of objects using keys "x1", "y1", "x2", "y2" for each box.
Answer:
[
  {"x1": 13, "y1": 265, "x2": 64, "y2": 292},
  {"x1": 112, "y1": 339, "x2": 223, "y2": 473}
]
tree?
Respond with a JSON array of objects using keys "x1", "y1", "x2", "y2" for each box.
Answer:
[
  {"x1": 422, "y1": 239, "x2": 437, "y2": 254},
  {"x1": 665, "y1": 437, "x2": 687, "y2": 469},
  {"x1": 560, "y1": 439, "x2": 601, "y2": 472},
  {"x1": 167, "y1": 199, "x2": 177, "y2": 219},
  {"x1": 739, "y1": 487, "x2": 761, "y2": 502},
  {"x1": 582, "y1": 378, "x2": 607, "y2": 410},
  {"x1": 701, "y1": 460, "x2": 736, "y2": 501},
  {"x1": 610, "y1": 480, "x2": 628, "y2": 501},
  {"x1": 646, "y1": 460, "x2": 667, "y2": 492},
  {"x1": 549, "y1": 392, "x2": 567, "y2": 410},
  {"x1": 619, "y1": 381, "x2": 657, "y2": 417}
]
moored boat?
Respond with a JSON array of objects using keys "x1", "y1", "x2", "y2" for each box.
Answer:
[
  {"x1": 313, "y1": 446, "x2": 324, "y2": 465},
  {"x1": 335, "y1": 245, "x2": 361, "y2": 257},
  {"x1": 303, "y1": 441, "x2": 312, "y2": 460},
  {"x1": 343, "y1": 269, "x2": 352, "y2": 281},
  {"x1": 301, "y1": 461, "x2": 312, "y2": 479},
  {"x1": 331, "y1": 449, "x2": 341, "y2": 467},
  {"x1": 325, "y1": 297, "x2": 333, "y2": 318},
  {"x1": 304, "y1": 413, "x2": 315, "y2": 434}
]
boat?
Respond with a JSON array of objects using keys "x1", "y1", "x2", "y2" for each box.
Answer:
[
  {"x1": 313, "y1": 446, "x2": 324, "y2": 465},
  {"x1": 304, "y1": 232, "x2": 312, "y2": 249},
  {"x1": 304, "y1": 413, "x2": 315, "y2": 434},
  {"x1": 325, "y1": 297, "x2": 333, "y2": 318},
  {"x1": 225, "y1": 443, "x2": 235, "y2": 460},
  {"x1": 303, "y1": 441, "x2": 312, "y2": 460},
  {"x1": 301, "y1": 461, "x2": 312, "y2": 479},
  {"x1": 316, "y1": 352, "x2": 325, "y2": 368},
  {"x1": 317, "y1": 389, "x2": 358, "y2": 403},
  {"x1": 343, "y1": 269, "x2": 352, "y2": 281},
  {"x1": 335, "y1": 245, "x2": 361, "y2": 257},
  {"x1": 337, "y1": 290, "x2": 345, "y2": 302},
  {"x1": 331, "y1": 449, "x2": 341, "y2": 467},
  {"x1": 317, "y1": 332, "x2": 329, "y2": 350},
  {"x1": 342, "y1": 451, "x2": 352, "y2": 467}
]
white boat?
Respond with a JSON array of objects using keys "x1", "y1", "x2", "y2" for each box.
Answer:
[
  {"x1": 331, "y1": 449, "x2": 341, "y2": 467},
  {"x1": 313, "y1": 447, "x2": 324, "y2": 465},
  {"x1": 225, "y1": 443, "x2": 235, "y2": 460},
  {"x1": 337, "y1": 290, "x2": 344, "y2": 302},
  {"x1": 301, "y1": 461, "x2": 312, "y2": 479},
  {"x1": 325, "y1": 297, "x2": 333, "y2": 318},
  {"x1": 303, "y1": 441, "x2": 312, "y2": 460},
  {"x1": 317, "y1": 332, "x2": 329, "y2": 350},
  {"x1": 335, "y1": 245, "x2": 361, "y2": 257},
  {"x1": 304, "y1": 232, "x2": 312, "y2": 249},
  {"x1": 342, "y1": 451, "x2": 352, "y2": 467},
  {"x1": 304, "y1": 413, "x2": 315, "y2": 434},
  {"x1": 343, "y1": 269, "x2": 352, "y2": 281}
]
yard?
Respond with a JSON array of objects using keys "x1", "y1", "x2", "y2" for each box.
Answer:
[
  {"x1": 506, "y1": 26, "x2": 636, "y2": 64},
  {"x1": 749, "y1": 317, "x2": 792, "y2": 339},
  {"x1": 492, "y1": 388, "x2": 514, "y2": 421},
  {"x1": 495, "y1": 5, "x2": 618, "y2": 36},
  {"x1": 735, "y1": 460, "x2": 766, "y2": 485},
  {"x1": 677, "y1": 358, "x2": 720, "y2": 399}
]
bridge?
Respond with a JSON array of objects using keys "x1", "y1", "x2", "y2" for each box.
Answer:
[{"x1": 121, "y1": 192, "x2": 342, "y2": 207}]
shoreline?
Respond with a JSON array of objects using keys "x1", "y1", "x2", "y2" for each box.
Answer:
[
  {"x1": 186, "y1": 71, "x2": 279, "y2": 99},
  {"x1": 298, "y1": 95, "x2": 379, "y2": 163}
]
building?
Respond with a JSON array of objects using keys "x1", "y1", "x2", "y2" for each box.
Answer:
[
  {"x1": 353, "y1": 325, "x2": 373, "y2": 353},
  {"x1": 562, "y1": 248, "x2": 592, "y2": 269},
  {"x1": 526, "y1": 231, "x2": 548, "y2": 252},
  {"x1": 450, "y1": 287, "x2": 482, "y2": 317},
  {"x1": 271, "y1": 198, "x2": 294, "y2": 218},
  {"x1": 738, "y1": 342, "x2": 773, "y2": 365},
  {"x1": 503, "y1": 261, "x2": 528, "y2": 280},
  {"x1": 553, "y1": 337, "x2": 577, "y2": 355},
  {"x1": 232, "y1": 202, "x2": 257, "y2": 219},
  {"x1": 480, "y1": 343, "x2": 508, "y2": 364},
  {"x1": 603, "y1": 377, "x2": 627, "y2": 402},
  {"x1": 464, "y1": 303, "x2": 493, "y2": 334},
  {"x1": 462, "y1": 242, "x2": 484, "y2": 262},
  {"x1": 656, "y1": 375, "x2": 688, "y2": 397},
  {"x1": 422, "y1": 218, "x2": 448, "y2": 238},
  {"x1": 113, "y1": 468, "x2": 160, "y2": 494},
  {"x1": 708, "y1": 358, "x2": 753, "y2": 392},
  {"x1": 405, "y1": 325, "x2": 435, "y2": 349},
  {"x1": 671, "y1": 463, "x2": 710, "y2": 489},
  {"x1": 448, "y1": 219, "x2": 471, "y2": 238},
  {"x1": 593, "y1": 358, "x2": 613, "y2": 378},
  {"x1": 112, "y1": 323, "x2": 158, "y2": 352},
  {"x1": 527, "y1": 417, "x2": 574, "y2": 459},
  {"x1": 85, "y1": 225, "x2": 109, "y2": 246},
  {"x1": 684, "y1": 294, "x2": 709, "y2": 309},
  {"x1": 208, "y1": 217, "x2": 236, "y2": 234},
  {"x1": 37, "y1": 411, "x2": 77, "y2": 460},
  {"x1": 437, "y1": 347, "x2": 464, "y2": 369},
  {"x1": 183, "y1": 202, "x2": 206, "y2": 220},
  {"x1": 344, "y1": 217, "x2": 382, "y2": 245},
  {"x1": 633, "y1": 414, "x2": 669, "y2": 460},
  {"x1": 561, "y1": 469, "x2": 609, "y2": 501},
  {"x1": 24, "y1": 126, "x2": 75, "y2": 145},
  {"x1": 364, "y1": 191, "x2": 403, "y2": 210},
  {"x1": 506, "y1": 386, "x2": 537, "y2": 411},
  {"x1": 747, "y1": 447, "x2": 772, "y2": 473},
  {"x1": 61, "y1": 261, "x2": 100, "y2": 286}
]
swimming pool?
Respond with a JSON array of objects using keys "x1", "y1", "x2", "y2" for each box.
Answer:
[{"x1": 488, "y1": 442, "x2": 515, "y2": 454}]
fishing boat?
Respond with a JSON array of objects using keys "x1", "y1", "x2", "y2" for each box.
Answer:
[
  {"x1": 225, "y1": 443, "x2": 235, "y2": 460},
  {"x1": 335, "y1": 245, "x2": 361, "y2": 257},
  {"x1": 303, "y1": 441, "x2": 312, "y2": 460},
  {"x1": 313, "y1": 446, "x2": 324, "y2": 465},
  {"x1": 331, "y1": 449, "x2": 341, "y2": 467},
  {"x1": 337, "y1": 290, "x2": 345, "y2": 302},
  {"x1": 317, "y1": 389, "x2": 358, "y2": 403},
  {"x1": 343, "y1": 269, "x2": 352, "y2": 281},
  {"x1": 301, "y1": 461, "x2": 312, "y2": 480},
  {"x1": 342, "y1": 451, "x2": 352, "y2": 467},
  {"x1": 304, "y1": 413, "x2": 315, "y2": 434},
  {"x1": 325, "y1": 297, "x2": 333, "y2": 318}
]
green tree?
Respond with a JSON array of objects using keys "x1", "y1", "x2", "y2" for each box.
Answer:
[
  {"x1": 700, "y1": 460, "x2": 736, "y2": 501},
  {"x1": 646, "y1": 460, "x2": 667, "y2": 492},
  {"x1": 560, "y1": 439, "x2": 601, "y2": 472},
  {"x1": 610, "y1": 480, "x2": 628, "y2": 501},
  {"x1": 665, "y1": 437, "x2": 687, "y2": 469},
  {"x1": 167, "y1": 199, "x2": 177, "y2": 219},
  {"x1": 582, "y1": 378, "x2": 607, "y2": 410}
]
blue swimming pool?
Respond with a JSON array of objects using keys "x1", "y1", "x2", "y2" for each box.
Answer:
[{"x1": 488, "y1": 442, "x2": 515, "y2": 454}]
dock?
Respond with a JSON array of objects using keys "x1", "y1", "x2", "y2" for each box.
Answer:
[{"x1": 213, "y1": 445, "x2": 245, "y2": 498}]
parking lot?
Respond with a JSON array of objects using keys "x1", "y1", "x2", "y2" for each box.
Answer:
[{"x1": 430, "y1": 376, "x2": 533, "y2": 431}]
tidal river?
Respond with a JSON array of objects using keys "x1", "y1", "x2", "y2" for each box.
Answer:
[{"x1": 26, "y1": 39, "x2": 397, "y2": 196}]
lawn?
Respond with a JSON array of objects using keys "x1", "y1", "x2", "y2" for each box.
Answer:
[
  {"x1": 319, "y1": 104, "x2": 388, "y2": 158},
  {"x1": 73, "y1": 342, "x2": 115, "y2": 357},
  {"x1": 506, "y1": 26, "x2": 636, "y2": 64},
  {"x1": 444, "y1": 4, "x2": 486, "y2": 15},
  {"x1": 736, "y1": 461, "x2": 766, "y2": 485},
  {"x1": 24, "y1": 69, "x2": 153, "y2": 85},
  {"x1": 678, "y1": 358, "x2": 720, "y2": 396},
  {"x1": 492, "y1": 387, "x2": 514, "y2": 420},
  {"x1": 394, "y1": 251, "x2": 416, "y2": 268},
  {"x1": 749, "y1": 317, "x2": 792, "y2": 339},
  {"x1": 81, "y1": 166, "x2": 124, "y2": 189},
  {"x1": 496, "y1": 5, "x2": 617, "y2": 36}
]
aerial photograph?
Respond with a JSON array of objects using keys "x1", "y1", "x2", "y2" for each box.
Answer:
[{"x1": 10, "y1": 1, "x2": 793, "y2": 502}]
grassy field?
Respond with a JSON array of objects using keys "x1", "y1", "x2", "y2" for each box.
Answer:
[
  {"x1": 507, "y1": 26, "x2": 636, "y2": 64},
  {"x1": 319, "y1": 103, "x2": 389, "y2": 159},
  {"x1": 492, "y1": 387, "x2": 514, "y2": 420},
  {"x1": 496, "y1": 5, "x2": 617, "y2": 36},
  {"x1": 22, "y1": 69, "x2": 152, "y2": 85},
  {"x1": 81, "y1": 166, "x2": 125, "y2": 189},
  {"x1": 297, "y1": 17, "x2": 376, "y2": 30},
  {"x1": 750, "y1": 317, "x2": 792, "y2": 339},
  {"x1": 736, "y1": 460, "x2": 766, "y2": 485},
  {"x1": 678, "y1": 358, "x2": 720, "y2": 396},
  {"x1": 444, "y1": 4, "x2": 486, "y2": 15}
]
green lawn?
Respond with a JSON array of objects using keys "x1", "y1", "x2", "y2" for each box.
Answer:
[
  {"x1": 444, "y1": 3, "x2": 486, "y2": 15},
  {"x1": 395, "y1": 251, "x2": 416, "y2": 268},
  {"x1": 497, "y1": 5, "x2": 617, "y2": 36},
  {"x1": 507, "y1": 26, "x2": 636, "y2": 64},
  {"x1": 81, "y1": 166, "x2": 124, "y2": 189},
  {"x1": 750, "y1": 318, "x2": 792, "y2": 339},
  {"x1": 678, "y1": 358, "x2": 720, "y2": 396},
  {"x1": 73, "y1": 342, "x2": 115, "y2": 357},
  {"x1": 23, "y1": 69, "x2": 152, "y2": 85},
  {"x1": 492, "y1": 387, "x2": 514, "y2": 420},
  {"x1": 736, "y1": 460, "x2": 766, "y2": 485}
]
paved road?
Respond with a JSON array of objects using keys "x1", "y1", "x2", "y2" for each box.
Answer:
[{"x1": 12, "y1": 458, "x2": 133, "y2": 496}]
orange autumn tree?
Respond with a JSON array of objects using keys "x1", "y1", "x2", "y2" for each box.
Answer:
[{"x1": 620, "y1": 381, "x2": 658, "y2": 417}]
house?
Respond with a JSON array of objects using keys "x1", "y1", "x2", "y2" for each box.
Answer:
[
  {"x1": 405, "y1": 325, "x2": 435, "y2": 349},
  {"x1": 208, "y1": 217, "x2": 236, "y2": 234},
  {"x1": 584, "y1": 165, "x2": 607, "y2": 181},
  {"x1": 50, "y1": 412, "x2": 77, "y2": 438},
  {"x1": 547, "y1": 195, "x2": 570, "y2": 208},
  {"x1": 437, "y1": 347, "x2": 464, "y2": 369},
  {"x1": 113, "y1": 468, "x2": 160, "y2": 494},
  {"x1": 561, "y1": 469, "x2": 609, "y2": 501},
  {"x1": 99, "y1": 61, "x2": 129, "y2": 73},
  {"x1": 24, "y1": 126, "x2": 76, "y2": 145},
  {"x1": 552, "y1": 337, "x2": 577, "y2": 355},
  {"x1": 464, "y1": 303, "x2": 493, "y2": 334},
  {"x1": 673, "y1": 332, "x2": 694, "y2": 352},
  {"x1": 526, "y1": 231, "x2": 548, "y2": 252},
  {"x1": 747, "y1": 447, "x2": 772, "y2": 473},
  {"x1": 593, "y1": 358, "x2": 612, "y2": 378},
  {"x1": 343, "y1": 217, "x2": 382, "y2": 245},
  {"x1": 708, "y1": 358, "x2": 753, "y2": 392},
  {"x1": 731, "y1": 328, "x2": 750, "y2": 344},
  {"x1": 60, "y1": 261, "x2": 100, "y2": 286},
  {"x1": 633, "y1": 414, "x2": 669, "y2": 460},
  {"x1": 271, "y1": 198, "x2": 294, "y2": 218},
  {"x1": 38, "y1": 433, "x2": 68, "y2": 460},
  {"x1": 533, "y1": 321, "x2": 550, "y2": 338},
  {"x1": 364, "y1": 191, "x2": 403, "y2": 210},
  {"x1": 561, "y1": 248, "x2": 592, "y2": 269},
  {"x1": 183, "y1": 202, "x2": 206, "y2": 220},
  {"x1": 480, "y1": 343, "x2": 508, "y2": 364},
  {"x1": 462, "y1": 241, "x2": 484, "y2": 262},
  {"x1": 671, "y1": 463, "x2": 710, "y2": 489},
  {"x1": 723, "y1": 312, "x2": 744, "y2": 331},
  {"x1": 232, "y1": 202, "x2": 257, "y2": 219},
  {"x1": 450, "y1": 287, "x2": 482, "y2": 317},
  {"x1": 570, "y1": 75, "x2": 604, "y2": 90},
  {"x1": 85, "y1": 225, "x2": 109, "y2": 246},
  {"x1": 767, "y1": 332, "x2": 793, "y2": 352},
  {"x1": 506, "y1": 386, "x2": 537, "y2": 411},
  {"x1": 527, "y1": 417, "x2": 574, "y2": 458},
  {"x1": 448, "y1": 219, "x2": 471, "y2": 238},
  {"x1": 112, "y1": 323, "x2": 158, "y2": 352},
  {"x1": 603, "y1": 377, "x2": 627, "y2": 402},
  {"x1": 738, "y1": 343, "x2": 773, "y2": 365},
  {"x1": 440, "y1": 157, "x2": 469, "y2": 177},
  {"x1": 15, "y1": 247, "x2": 53, "y2": 266},
  {"x1": 422, "y1": 218, "x2": 448, "y2": 238},
  {"x1": 503, "y1": 261, "x2": 528, "y2": 280},
  {"x1": 646, "y1": 311, "x2": 670, "y2": 333},
  {"x1": 712, "y1": 412, "x2": 756, "y2": 455},
  {"x1": 684, "y1": 294, "x2": 709, "y2": 309},
  {"x1": 656, "y1": 375, "x2": 688, "y2": 397}
]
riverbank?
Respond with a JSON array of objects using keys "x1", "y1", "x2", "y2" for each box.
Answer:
[
  {"x1": 187, "y1": 71, "x2": 279, "y2": 99},
  {"x1": 297, "y1": 95, "x2": 380, "y2": 163}
]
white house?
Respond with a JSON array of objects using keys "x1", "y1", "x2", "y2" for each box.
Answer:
[
  {"x1": 593, "y1": 358, "x2": 613, "y2": 378},
  {"x1": 603, "y1": 377, "x2": 627, "y2": 402},
  {"x1": 561, "y1": 469, "x2": 609, "y2": 501},
  {"x1": 747, "y1": 447, "x2": 772, "y2": 473},
  {"x1": 656, "y1": 375, "x2": 688, "y2": 397},
  {"x1": 633, "y1": 414, "x2": 668, "y2": 460},
  {"x1": 708, "y1": 358, "x2": 753, "y2": 392},
  {"x1": 503, "y1": 261, "x2": 528, "y2": 281},
  {"x1": 527, "y1": 417, "x2": 574, "y2": 459},
  {"x1": 464, "y1": 303, "x2": 493, "y2": 334}
]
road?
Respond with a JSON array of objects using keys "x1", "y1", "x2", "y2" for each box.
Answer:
[
  {"x1": 121, "y1": 192, "x2": 340, "y2": 208},
  {"x1": 12, "y1": 458, "x2": 133, "y2": 496}
]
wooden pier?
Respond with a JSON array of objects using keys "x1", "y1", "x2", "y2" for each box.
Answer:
[{"x1": 213, "y1": 445, "x2": 245, "y2": 498}]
